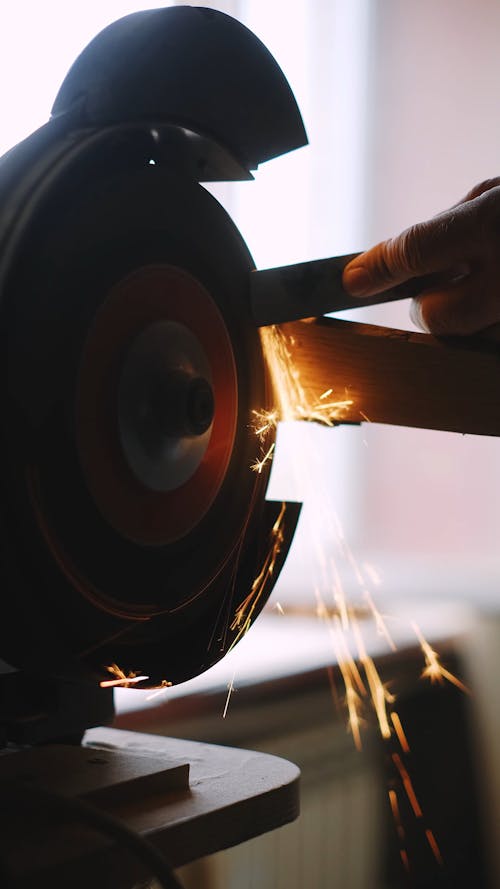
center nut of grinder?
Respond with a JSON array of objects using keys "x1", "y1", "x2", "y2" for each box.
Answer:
[{"x1": 118, "y1": 320, "x2": 215, "y2": 493}]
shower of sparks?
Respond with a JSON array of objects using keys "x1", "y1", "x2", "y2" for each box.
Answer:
[
  {"x1": 99, "y1": 663, "x2": 149, "y2": 688},
  {"x1": 251, "y1": 326, "x2": 353, "y2": 474},
  {"x1": 318, "y1": 597, "x2": 365, "y2": 751},
  {"x1": 412, "y1": 622, "x2": 470, "y2": 694},
  {"x1": 236, "y1": 321, "x2": 469, "y2": 873},
  {"x1": 352, "y1": 613, "x2": 394, "y2": 740},
  {"x1": 222, "y1": 671, "x2": 237, "y2": 719}
]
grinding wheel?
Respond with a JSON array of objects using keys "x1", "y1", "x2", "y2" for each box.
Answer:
[{"x1": 0, "y1": 8, "x2": 305, "y2": 687}]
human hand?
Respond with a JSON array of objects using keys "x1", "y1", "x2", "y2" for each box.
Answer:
[{"x1": 342, "y1": 178, "x2": 500, "y2": 335}]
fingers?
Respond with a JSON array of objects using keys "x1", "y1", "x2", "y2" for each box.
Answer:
[
  {"x1": 341, "y1": 177, "x2": 500, "y2": 335},
  {"x1": 343, "y1": 204, "x2": 480, "y2": 297},
  {"x1": 411, "y1": 270, "x2": 500, "y2": 335},
  {"x1": 458, "y1": 176, "x2": 500, "y2": 204}
]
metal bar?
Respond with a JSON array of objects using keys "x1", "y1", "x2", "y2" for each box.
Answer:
[{"x1": 252, "y1": 254, "x2": 434, "y2": 327}]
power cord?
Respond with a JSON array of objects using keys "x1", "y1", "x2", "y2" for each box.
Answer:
[{"x1": 0, "y1": 778, "x2": 184, "y2": 889}]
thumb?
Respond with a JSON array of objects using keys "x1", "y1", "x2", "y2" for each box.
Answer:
[{"x1": 343, "y1": 205, "x2": 479, "y2": 297}]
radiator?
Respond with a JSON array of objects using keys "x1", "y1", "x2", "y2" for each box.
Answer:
[{"x1": 175, "y1": 723, "x2": 385, "y2": 889}]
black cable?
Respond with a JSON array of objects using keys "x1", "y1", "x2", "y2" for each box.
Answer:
[{"x1": 0, "y1": 778, "x2": 183, "y2": 889}]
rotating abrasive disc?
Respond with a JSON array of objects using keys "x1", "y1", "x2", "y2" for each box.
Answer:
[
  {"x1": 1, "y1": 139, "x2": 299, "y2": 686},
  {"x1": 0, "y1": 6, "x2": 305, "y2": 687}
]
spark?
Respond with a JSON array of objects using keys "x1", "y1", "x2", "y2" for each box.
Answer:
[
  {"x1": 250, "y1": 326, "x2": 354, "y2": 479},
  {"x1": 255, "y1": 321, "x2": 450, "y2": 871},
  {"x1": 230, "y1": 503, "x2": 286, "y2": 647},
  {"x1": 331, "y1": 615, "x2": 366, "y2": 697},
  {"x1": 146, "y1": 679, "x2": 173, "y2": 702},
  {"x1": 425, "y1": 829, "x2": 443, "y2": 865},
  {"x1": 364, "y1": 589, "x2": 397, "y2": 652},
  {"x1": 392, "y1": 753, "x2": 423, "y2": 819},
  {"x1": 222, "y1": 671, "x2": 237, "y2": 719},
  {"x1": 412, "y1": 622, "x2": 470, "y2": 694},
  {"x1": 323, "y1": 608, "x2": 366, "y2": 750},
  {"x1": 251, "y1": 441, "x2": 275, "y2": 474},
  {"x1": 389, "y1": 789, "x2": 406, "y2": 841},
  {"x1": 391, "y1": 711, "x2": 411, "y2": 754},
  {"x1": 99, "y1": 663, "x2": 149, "y2": 688},
  {"x1": 352, "y1": 615, "x2": 394, "y2": 740},
  {"x1": 400, "y1": 850, "x2": 410, "y2": 872},
  {"x1": 393, "y1": 754, "x2": 444, "y2": 865},
  {"x1": 258, "y1": 325, "x2": 354, "y2": 427},
  {"x1": 276, "y1": 601, "x2": 285, "y2": 615},
  {"x1": 251, "y1": 408, "x2": 279, "y2": 440}
]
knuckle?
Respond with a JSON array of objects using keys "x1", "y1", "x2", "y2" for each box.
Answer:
[
  {"x1": 475, "y1": 187, "x2": 500, "y2": 239},
  {"x1": 464, "y1": 177, "x2": 500, "y2": 202}
]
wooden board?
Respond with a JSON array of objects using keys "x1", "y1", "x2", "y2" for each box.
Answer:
[{"x1": 280, "y1": 318, "x2": 500, "y2": 436}]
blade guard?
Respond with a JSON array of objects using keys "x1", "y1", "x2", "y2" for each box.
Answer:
[{"x1": 51, "y1": 6, "x2": 307, "y2": 176}]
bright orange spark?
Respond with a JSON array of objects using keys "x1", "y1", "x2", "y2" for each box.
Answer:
[
  {"x1": 425, "y1": 829, "x2": 443, "y2": 865},
  {"x1": 391, "y1": 711, "x2": 411, "y2": 754},
  {"x1": 259, "y1": 325, "x2": 354, "y2": 427},
  {"x1": 230, "y1": 503, "x2": 286, "y2": 647},
  {"x1": 251, "y1": 442, "x2": 276, "y2": 474},
  {"x1": 251, "y1": 408, "x2": 279, "y2": 440},
  {"x1": 315, "y1": 590, "x2": 365, "y2": 749},
  {"x1": 352, "y1": 615, "x2": 394, "y2": 740},
  {"x1": 412, "y1": 622, "x2": 470, "y2": 694},
  {"x1": 332, "y1": 615, "x2": 366, "y2": 697},
  {"x1": 251, "y1": 326, "x2": 354, "y2": 475},
  {"x1": 389, "y1": 789, "x2": 405, "y2": 841},
  {"x1": 327, "y1": 611, "x2": 366, "y2": 750},
  {"x1": 100, "y1": 663, "x2": 149, "y2": 688},
  {"x1": 400, "y1": 850, "x2": 410, "y2": 872},
  {"x1": 392, "y1": 753, "x2": 423, "y2": 819}
]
